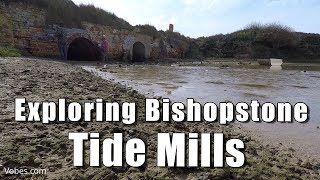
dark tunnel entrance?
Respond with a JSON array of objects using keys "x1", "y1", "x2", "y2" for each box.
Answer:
[
  {"x1": 132, "y1": 42, "x2": 146, "y2": 62},
  {"x1": 67, "y1": 38, "x2": 102, "y2": 61}
]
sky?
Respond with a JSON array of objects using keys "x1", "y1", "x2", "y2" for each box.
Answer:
[{"x1": 71, "y1": 0, "x2": 320, "y2": 38}]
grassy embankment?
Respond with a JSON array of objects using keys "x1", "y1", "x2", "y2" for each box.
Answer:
[
  {"x1": 0, "y1": 46, "x2": 21, "y2": 57},
  {"x1": 186, "y1": 23, "x2": 320, "y2": 62}
]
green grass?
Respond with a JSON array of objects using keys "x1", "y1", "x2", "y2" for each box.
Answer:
[{"x1": 0, "y1": 46, "x2": 21, "y2": 57}]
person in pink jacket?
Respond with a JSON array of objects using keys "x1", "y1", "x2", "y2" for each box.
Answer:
[{"x1": 99, "y1": 35, "x2": 109, "y2": 61}]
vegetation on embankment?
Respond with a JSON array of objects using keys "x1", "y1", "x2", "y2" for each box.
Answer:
[
  {"x1": 0, "y1": 45, "x2": 21, "y2": 57},
  {"x1": 136, "y1": 24, "x2": 189, "y2": 41},
  {"x1": 186, "y1": 23, "x2": 320, "y2": 62}
]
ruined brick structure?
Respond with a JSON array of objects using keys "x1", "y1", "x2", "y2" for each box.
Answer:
[
  {"x1": 0, "y1": 1, "x2": 189, "y2": 61},
  {"x1": 0, "y1": 1, "x2": 57, "y2": 57}
]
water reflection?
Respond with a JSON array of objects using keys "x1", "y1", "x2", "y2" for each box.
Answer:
[{"x1": 270, "y1": 65, "x2": 282, "y2": 71}]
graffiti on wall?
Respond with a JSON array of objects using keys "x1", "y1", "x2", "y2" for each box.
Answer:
[
  {"x1": 123, "y1": 36, "x2": 136, "y2": 50},
  {"x1": 32, "y1": 31, "x2": 55, "y2": 41}
]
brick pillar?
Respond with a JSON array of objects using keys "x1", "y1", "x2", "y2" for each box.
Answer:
[{"x1": 169, "y1": 24, "x2": 174, "y2": 32}]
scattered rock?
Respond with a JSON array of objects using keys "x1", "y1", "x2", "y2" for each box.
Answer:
[
  {"x1": 111, "y1": 126, "x2": 123, "y2": 133},
  {"x1": 34, "y1": 157, "x2": 42, "y2": 165},
  {"x1": 301, "y1": 161, "x2": 313, "y2": 169}
]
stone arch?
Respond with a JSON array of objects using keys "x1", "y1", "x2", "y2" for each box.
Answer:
[
  {"x1": 131, "y1": 41, "x2": 146, "y2": 62},
  {"x1": 66, "y1": 34, "x2": 101, "y2": 61}
]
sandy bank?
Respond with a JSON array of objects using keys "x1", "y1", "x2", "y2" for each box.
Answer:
[{"x1": 0, "y1": 58, "x2": 319, "y2": 179}]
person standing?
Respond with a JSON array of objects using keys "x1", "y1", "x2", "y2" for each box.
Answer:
[{"x1": 99, "y1": 35, "x2": 109, "y2": 61}]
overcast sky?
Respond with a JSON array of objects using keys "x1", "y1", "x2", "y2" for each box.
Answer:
[{"x1": 71, "y1": 0, "x2": 320, "y2": 38}]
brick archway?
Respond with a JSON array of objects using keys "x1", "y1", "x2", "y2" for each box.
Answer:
[
  {"x1": 130, "y1": 41, "x2": 147, "y2": 62},
  {"x1": 66, "y1": 33, "x2": 101, "y2": 61},
  {"x1": 65, "y1": 33, "x2": 91, "y2": 55}
]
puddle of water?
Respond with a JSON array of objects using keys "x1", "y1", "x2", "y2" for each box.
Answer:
[
  {"x1": 290, "y1": 85, "x2": 309, "y2": 89},
  {"x1": 243, "y1": 92, "x2": 268, "y2": 98},
  {"x1": 239, "y1": 83, "x2": 273, "y2": 89},
  {"x1": 205, "y1": 81, "x2": 225, "y2": 85}
]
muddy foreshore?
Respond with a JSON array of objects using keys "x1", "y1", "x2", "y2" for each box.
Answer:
[{"x1": 0, "y1": 58, "x2": 319, "y2": 180}]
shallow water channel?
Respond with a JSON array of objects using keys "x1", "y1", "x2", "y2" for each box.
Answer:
[{"x1": 83, "y1": 63, "x2": 320, "y2": 160}]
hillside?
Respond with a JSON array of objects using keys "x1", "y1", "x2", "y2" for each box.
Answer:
[{"x1": 186, "y1": 23, "x2": 320, "y2": 61}]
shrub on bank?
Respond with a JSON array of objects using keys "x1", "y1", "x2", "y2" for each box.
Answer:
[
  {"x1": 185, "y1": 41, "x2": 203, "y2": 59},
  {"x1": 135, "y1": 24, "x2": 160, "y2": 38},
  {"x1": 0, "y1": 46, "x2": 21, "y2": 57}
]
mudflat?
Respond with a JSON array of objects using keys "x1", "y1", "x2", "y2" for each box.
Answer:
[{"x1": 0, "y1": 58, "x2": 319, "y2": 179}]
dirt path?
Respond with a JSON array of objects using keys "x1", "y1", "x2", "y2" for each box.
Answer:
[{"x1": 0, "y1": 58, "x2": 319, "y2": 179}]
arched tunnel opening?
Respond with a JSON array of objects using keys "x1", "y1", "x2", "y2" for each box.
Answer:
[
  {"x1": 132, "y1": 42, "x2": 146, "y2": 62},
  {"x1": 67, "y1": 38, "x2": 102, "y2": 61}
]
